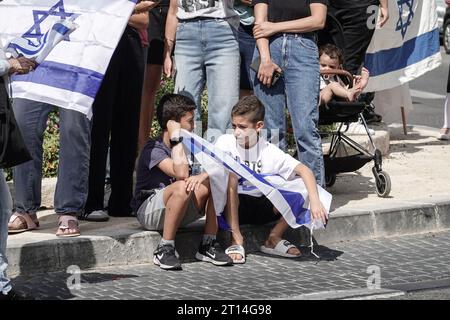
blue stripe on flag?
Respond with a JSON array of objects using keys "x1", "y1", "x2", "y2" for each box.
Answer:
[
  {"x1": 12, "y1": 61, "x2": 103, "y2": 98},
  {"x1": 365, "y1": 28, "x2": 440, "y2": 77},
  {"x1": 279, "y1": 190, "x2": 310, "y2": 225}
]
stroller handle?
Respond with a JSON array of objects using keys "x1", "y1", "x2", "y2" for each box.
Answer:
[{"x1": 320, "y1": 69, "x2": 354, "y2": 87}]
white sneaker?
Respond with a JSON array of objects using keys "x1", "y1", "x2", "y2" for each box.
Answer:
[{"x1": 437, "y1": 129, "x2": 450, "y2": 140}]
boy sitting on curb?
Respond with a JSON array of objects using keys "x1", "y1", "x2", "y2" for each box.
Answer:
[
  {"x1": 215, "y1": 96, "x2": 328, "y2": 263},
  {"x1": 131, "y1": 94, "x2": 232, "y2": 270}
]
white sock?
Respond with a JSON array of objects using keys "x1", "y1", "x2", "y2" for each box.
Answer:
[{"x1": 160, "y1": 238, "x2": 175, "y2": 247}]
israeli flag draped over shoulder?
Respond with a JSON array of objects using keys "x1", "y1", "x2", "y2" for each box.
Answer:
[
  {"x1": 364, "y1": 0, "x2": 441, "y2": 92},
  {"x1": 0, "y1": 0, "x2": 137, "y2": 119},
  {"x1": 179, "y1": 130, "x2": 333, "y2": 231}
]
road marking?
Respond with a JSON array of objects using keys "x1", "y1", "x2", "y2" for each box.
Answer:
[{"x1": 410, "y1": 89, "x2": 447, "y2": 100}]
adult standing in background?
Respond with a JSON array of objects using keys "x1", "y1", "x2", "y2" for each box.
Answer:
[
  {"x1": 164, "y1": 0, "x2": 240, "y2": 140},
  {"x1": 251, "y1": 0, "x2": 328, "y2": 186},
  {"x1": 1, "y1": 41, "x2": 35, "y2": 299},
  {"x1": 328, "y1": 0, "x2": 389, "y2": 75},
  {"x1": 139, "y1": 0, "x2": 171, "y2": 151},
  {"x1": 234, "y1": 0, "x2": 256, "y2": 98},
  {"x1": 82, "y1": 1, "x2": 154, "y2": 222}
]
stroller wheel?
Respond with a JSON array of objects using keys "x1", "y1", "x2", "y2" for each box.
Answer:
[
  {"x1": 375, "y1": 171, "x2": 391, "y2": 198},
  {"x1": 325, "y1": 173, "x2": 337, "y2": 187}
]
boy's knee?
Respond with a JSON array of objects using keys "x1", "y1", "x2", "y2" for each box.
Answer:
[{"x1": 172, "y1": 181, "x2": 191, "y2": 199}]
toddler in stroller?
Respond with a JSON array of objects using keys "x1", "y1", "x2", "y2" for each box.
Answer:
[
  {"x1": 317, "y1": 15, "x2": 391, "y2": 197},
  {"x1": 319, "y1": 44, "x2": 370, "y2": 106}
]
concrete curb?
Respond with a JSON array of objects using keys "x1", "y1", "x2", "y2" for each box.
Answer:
[{"x1": 7, "y1": 195, "x2": 450, "y2": 277}]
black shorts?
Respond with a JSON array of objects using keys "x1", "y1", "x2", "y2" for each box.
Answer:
[
  {"x1": 238, "y1": 194, "x2": 281, "y2": 225},
  {"x1": 147, "y1": 5, "x2": 169, "y2": 65}
]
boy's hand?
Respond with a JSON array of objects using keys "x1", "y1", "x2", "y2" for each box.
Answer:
[
  {"x1": 185, "y1": 172, "x2": 208, "y2": 191},
  {"x1": 167, "y1": 120, "x2": 181, "y2": 138},
  {"x1": 310, "y1": 200, "x2": 328, "y2": 226}
]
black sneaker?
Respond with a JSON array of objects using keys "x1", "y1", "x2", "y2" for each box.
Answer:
[
  {"x1": 153, "y1": 244, "x2": 182, "y2": 270},
  {"x1": 0, "y1": 289, "x2": 26, "y2": 300},
  {"x1": 195, "y1": 240, "x2": 233, "y2": 266}
]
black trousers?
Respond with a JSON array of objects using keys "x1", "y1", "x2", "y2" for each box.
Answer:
[
  {"x1": 328, "y1": 5, "x2": 376, "y2": 75},
  {"x1": 85, "y1": 26, "x2": 145, "y2": 216}
]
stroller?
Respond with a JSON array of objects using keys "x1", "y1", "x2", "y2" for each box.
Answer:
[{"x1": 317, "y1": 14, "x2": 391, "y2": 197}]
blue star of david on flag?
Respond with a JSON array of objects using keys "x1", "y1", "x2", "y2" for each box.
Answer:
[
  {"x1": 24, "y1": 0, "x2": 79, "y2": 43},
  {"x1": 396, "y1": 0, "x2": 415, "y2": 39}
]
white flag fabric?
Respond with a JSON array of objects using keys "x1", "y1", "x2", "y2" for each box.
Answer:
[
  {"x1": 0, "y1": 0, "x2": 137, "y2": 118},
  {"x1": 364, "y1": 0, "x2": 442, "y2": 92},
  {"x1": 180, "y1": 130, "x2": 332, "y2": 231}
]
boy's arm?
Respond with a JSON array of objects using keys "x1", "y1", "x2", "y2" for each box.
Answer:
[
  {"x1": 158, "y1": 120, "x2": 190, "y2": 180},
  {"x1": 294, "y1": 164, "x2": 328, "y2": 224}
]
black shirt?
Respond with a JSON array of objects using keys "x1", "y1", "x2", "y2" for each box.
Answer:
[
  {"x1": 329, "y1": 0, "x2": 380, "y2": 8},
  {"x1": 130, "y1": 138, "x2": 174, "y2": 212},
  {"x1": 253, "y1": 0, "x2": 329, "y2": 23}
]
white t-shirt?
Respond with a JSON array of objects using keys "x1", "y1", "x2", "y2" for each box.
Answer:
[
  {"x1": 215, "y1": 134, "x2": 301, "y2": 197},
  {"x1": 177, "y1": 0, "x2": 238, "y2": 21}
]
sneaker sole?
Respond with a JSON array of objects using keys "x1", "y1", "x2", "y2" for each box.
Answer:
[
  {"x1": 153, "y1": 255, "x2": 182, "y2": 270},
  {"x1": 195, "y1": 252, "x2": 232, "y2": 266}
]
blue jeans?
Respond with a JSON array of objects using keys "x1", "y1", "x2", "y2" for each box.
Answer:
[
  {"x1": 238, "y1": 24, "x2": 256, "y2": 91},
  {"x1": 0, "y1": 170, "x2": 12, "y2": 295},
  {"x1": 174, "y1": 18, "x2": 240, "y2": 138},
  {"x1": 252, "y1": 33, "x2": 325, "y2": 186},
  {"x1": 12, "y1": 99, "x2": 91, "y2": 215}
]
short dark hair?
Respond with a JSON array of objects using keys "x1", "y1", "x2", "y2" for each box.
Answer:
[
  {"x1": 156, "y1": 94, "x2": 196, "y2": 130},
  {"x1": 231, "y1": 95, "x2": 265, "y2": 123},
  {"x1": 319, "y1": 44, "x2": 344, "y2": 66}
]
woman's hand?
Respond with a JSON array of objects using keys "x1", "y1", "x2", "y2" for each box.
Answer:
[
  {"x1": 310, "y1": 199, "x2": 328, "y2": 226},
  {"x1": 185, "y1": 173, "x2": 208, "y2": 191},
  {"x1": 8, "y1": 57, "x2": 36, "y2": 75},
  {"x1": 257, "y1": 59, "x2": 282, "y2": 87},
  {"x1": 163, "y1": 54, "x2": 173, "y2": 78},
  {"x1": 253, "y1": 21, "x2": 278, "y2": 39}
]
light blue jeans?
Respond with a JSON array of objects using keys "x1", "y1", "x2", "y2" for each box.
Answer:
[
  {"x1": 251, "y1": 33, "x2": 325, "y2": 186},
  {"x1": 0, "y1": 170, "x2": 12, "y2": 295},
  {"x1": 12, "y1": 99, "x2": 91, "y2": 215},
  {"x1": 174, "y1": 18, "x2": 240, "y2": 139}
]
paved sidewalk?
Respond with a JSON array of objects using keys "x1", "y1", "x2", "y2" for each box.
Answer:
[
  {"x1": 6, "y1": 124, "x2": 450, "y2": 277},
  {"x1": 11, "y1": 229, "x2": 450, "y2": 300}
]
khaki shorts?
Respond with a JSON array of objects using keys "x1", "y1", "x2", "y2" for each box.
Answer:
[{"x1": 136, "y1": 187, "x2": 203, "y2": 231}]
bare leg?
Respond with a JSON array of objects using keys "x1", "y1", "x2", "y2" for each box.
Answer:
[
  {"x1": 138, "y1": 64, "x2": 163, "y2": 152},
  {"x1": 327, "y1": 82, "x2": 360, "y2": 102},
  {"x1": 265, "y1": 218, "x2": 301, "y2": 256},
  {"x1": 224, "y1": 173, "x2": 244, "y2": 261},
  {"x1": 162, "y1": 181, "x2": 191, "y2": 240},
  {"x1": 191, "y1": 178, "x2": 217, "y2": 235}
]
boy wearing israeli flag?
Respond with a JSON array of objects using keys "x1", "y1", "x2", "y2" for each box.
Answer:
[{"x1": 215, "y1": 96, "x2": 328, "y2": 263}]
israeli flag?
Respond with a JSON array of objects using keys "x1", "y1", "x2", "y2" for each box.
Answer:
[
  {"x1": 179, "y1": 130, "x2": 332, "y2": 231},
  {"x1": 364, "y1": 0, "x2": 442, "y2": 92},
  {"x1": 0, "y1": 0, "x2": 137, "y2": 118}
]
